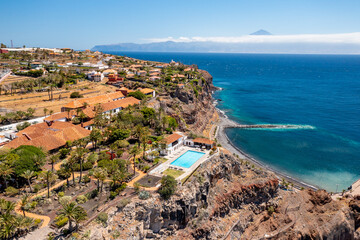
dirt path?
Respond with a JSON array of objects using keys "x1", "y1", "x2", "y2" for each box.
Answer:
[
  {"x1": 14, "y1": 171, "x2": 80, "y2": 228},
  {"x1": 14, "y1": 154, "x2": 158, "y2": 229}
]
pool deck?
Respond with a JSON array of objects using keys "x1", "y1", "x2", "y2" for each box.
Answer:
[{"x1": 149, "y1": 146, "x2": 213, "y2": 181}]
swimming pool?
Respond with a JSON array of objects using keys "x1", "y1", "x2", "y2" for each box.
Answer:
[{"x1": 170, "y1": 150, "x2": 205, "y2": 168}]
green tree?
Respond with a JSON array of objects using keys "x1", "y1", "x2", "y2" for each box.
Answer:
[
  {"x1": 128, "y1": 91, "x2": 146, "y2": 100},
  {"x1": 129, "y1": 146, "x2": 141, "y2": 175},
  {"x1": 19, "y1": 194, "x2": 30, "y2": 216},
  {"x1": 168, "y1": 117, "x2": 178, "y2": 130},
  {"x1": 158, "y1": 175, "x2": 177, "y2": 200},
  {"x1": 90, "y1": 128, "x2": 102, "y2": 150},
  {"x1": 0, "y1": 163, "x2": 13, "y2": 189},
  {"x1": 93, "y1": 168, "x2": 107, "y2": 192},
  {"x1": 48, "y1": 154, "x2": 59, "y2": 172},
  {"x1": 109, "y1": 129, "x2": 130, "y2": 143},
  {"x1": 57, "y1": 201, "x2": 87, "y2": 232},
  {"x1": 20, "y1": 170, "x2": 35, "y2": 193}
]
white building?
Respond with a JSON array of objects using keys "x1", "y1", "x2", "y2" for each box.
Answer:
[{"x1": 161, "y1": 133, "x2": 185, "y2": 155}]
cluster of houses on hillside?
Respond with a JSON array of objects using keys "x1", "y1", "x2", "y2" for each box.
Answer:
[{"x1": 2, "y1": 87, "x2": 156, "y2": 151}]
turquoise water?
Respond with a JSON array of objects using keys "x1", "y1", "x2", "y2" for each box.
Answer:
[
  {"x1": 106, "y1": 52, "x2": 360, "y2": 192},
  {"x1": 171, "y1": 150, "x2": 205, "y2": 168}
]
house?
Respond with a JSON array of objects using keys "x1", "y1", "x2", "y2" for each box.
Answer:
[
  {"x1": 0, "y1": 49, "x2": 9, "y2": 54},
  {"x1": 149, "y1": 76, "x2": 161, "y2": 81},
  {"x1": 30, "y1": 62, "x2": 43, "y2": 70},
  {"x1": 101, "y1": 97, "x2": 140, "y2": 117},
  {"x1": 82, "y1": 119, "x2": 94, "y2": 130},
  {"x1": 149, "y1": 69, "x2": 161, "y2": 74},
  {"x1": 4, "y1": 121, "x2": 90, "y2": 152},
  {"x1": 93, "y1": 72, "x2": 104, "y2": 82},
  {"x1": 190, "y1": 138, "x2": 215, "y2": 150},
  {"x1": 139, "y1": 88, "x2": 156, "y2": 98},
  {"x1": 103, "y1": 69, "x2": 118, "y2": 76},
  {"x1": 107, "y1": 74, "x2": 123, "y2": 85},
  {"x1": 177, "y1": 84, "x2": 185, "y2": 89},
  {"x1": 61, "y1": 91, "x2": 125, "y2": 112},
  {"x1": 161, "y1": 133, "x2": 185, "y2": 155},
  {"x1": 118, "y1": 87, "x2": 133, "y2": 96},
  {"x1": 136, "y1": 70, "x2": 147, "y2": 77},
  {"x1": 44, "y1": 112, "x2": 72, "y2": 123}
]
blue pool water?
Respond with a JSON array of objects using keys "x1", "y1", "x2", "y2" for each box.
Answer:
[
  {"x1": 171, "y1": 150, "x2": 205, "y2": 168},
  {"x1": 106, "y1": 51, "x2": 360, "y2": 192}
]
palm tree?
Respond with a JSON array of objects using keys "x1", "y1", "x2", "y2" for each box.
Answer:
[
  {"x1": 20, "y1": 170, "x2": 35, "y2": 193},
  {"x1": 90, "y1": 128, "x2": 102, "y2": 150},
  {"x1": 93, "y1": 168, "x2": 107, "y2": 192},
  {"x1": 19, "y1": 194, "x2": 30, "y2": 216},
  {"x1": 48, "y1": 154, "x2": 59, "y2": 172},
  {"x1": 75, "y1": 147, "x2": 88, "y2": 183},
  {"x1": 140, "y1": 127, "x2": 150, "y2": 160},
  {"x1": 57, "y1": 202, "x2": 87, "y2": 232},
  {"x1": 129, "y1": 146, "x2": 141, "y2": 175},
  {"x1": 0, "y1": 163, "x2": 14, "y2": 189},
  {"x1": 39, "y1": 171, "x2": 57, "y2": 198}
]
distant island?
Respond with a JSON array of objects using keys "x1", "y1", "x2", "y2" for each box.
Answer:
[{"x1": 92, "y1": 31, "x2": 360, "y2": 54}]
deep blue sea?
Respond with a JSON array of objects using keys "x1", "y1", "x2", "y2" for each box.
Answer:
[{"x1": 106, "y1": 51, "x2": 360, "y2": 192}]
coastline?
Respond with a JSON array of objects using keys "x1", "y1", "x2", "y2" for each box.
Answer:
[{"x1": 214, "y1": 107, "x2": 319, "y2": 191}]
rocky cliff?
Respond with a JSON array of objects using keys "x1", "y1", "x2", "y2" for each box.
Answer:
[{"x1": 86, "y1": 152, "x2": 360, "y2": 240}]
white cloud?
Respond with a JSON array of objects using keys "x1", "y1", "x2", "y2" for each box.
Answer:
[{"x1": 146, "y1": 32, "x2": 360, "y2": 44}]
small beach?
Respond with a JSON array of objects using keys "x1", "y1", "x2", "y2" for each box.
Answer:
[{"x1": 215, "y1": 109, "x2": 318, "y2": 191}]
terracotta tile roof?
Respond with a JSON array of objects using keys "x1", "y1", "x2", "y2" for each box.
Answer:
[
  {"x1": 63, "y1": 92, "x2": 125, "y2": 109},
  {"x1": 101, "y1": 97, "x2": 140, "y2": 112},
  {"x1": 193, "y1": 138, "x2": 214, "y2": 145},
  {"x1": 165, "y1": 133, "x2": 183, "y2": 144},
  {"x1": 82, "y1": 107, "x2": 95, "y2": 118},
  {"x1": 82, "y1": 119, "x2": 94, "y2": 127},
  {"x1": 173, "y1": 74, "x2": 185, "y2": 78},
  {"x1": 139, "y1": 88, "x2": 154, "y2": 94},
  {"x1": 44, "y1": 112, "x2": 69, "y2": 121},
  {"x1": 5, "y1": 122, "x2": 90, "y2": 151}
]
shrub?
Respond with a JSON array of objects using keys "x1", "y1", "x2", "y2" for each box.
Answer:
[
  {"x1": 138, "y1": 190, "x2": 151, "y2": 200},
  {"x1": 55, "y1": 217, "x2": 69, "y2": 228},
  {"x1": 30, "y1": 201, "x2": 38, "y2": 209},
  {"x1": 109, "y1": 191, "x2": 118, "y2": 200},
  {"x1": 59, "y1": 148, "x2": 70, "y2": 159},
  {"x1": 142, "y1": 165, "x2": 150, "y2": 173},
  {"x1": 115, "y1": 183, "x2": 127, "y2": 194},
  {"x1": 267, "y1": 206, "x2": 275, "y2": 215},
  {"x1": 86, "y1": 189, "x2": 98, "y2": 199},
  {"x1": 158, "y1": 175, "x2": 177, "y2": 200},
  {"x1": 76, "y1": 195, "x2": 88, "y2": 204},
  {"x1": 5, "y1": 186, "x2": 19, "y2": 196},
  {"x1": 16, "y1": 122, "x2": 31, "y2": 131},
  {"x1": 33, "y1": 184, "x2": 41, "y2": 193},
  {"x1": 34, "y1": 218, "x2": 42, "y2": 225},
  {"x1": 59, "y1": 196, "x2": 72, "y2": 205},
  {"x1": 58, "y1": 191, "x2": 65, "y2": 197},
  {"x1": 117, "y1": 198, "x2": 130, "y2": 209},
  {"x1": 70, "y1": 91, "x2": 82, "y2": 98},
  {"x1": 82, "y1": 174, "x2": 90, "y2": 183},
  {"x1": 96, "y1": 212, "x2": 108, "y2": 226}
]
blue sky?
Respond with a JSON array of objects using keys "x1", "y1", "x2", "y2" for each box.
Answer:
[{"x1": 1, "y1": 0, "x2": 360, "y2": 49}]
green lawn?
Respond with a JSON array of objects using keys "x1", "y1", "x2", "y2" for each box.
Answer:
[{"x1": 163, "y1": 168, "x2": 184, "y2": 179}]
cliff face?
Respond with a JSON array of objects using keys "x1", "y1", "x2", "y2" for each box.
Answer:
[
  {"x1": 159, "y1": 69, "x2": 218, "y2": 135},
  {"x1": 85, "y1": 70, "x2": 360, "y2": 239},
  {"x1": 87, "y1": 153, "x2": 360, "y2": 240}
]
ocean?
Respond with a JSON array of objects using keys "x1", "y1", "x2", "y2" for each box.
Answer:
[{"x1": 106, "y1": 51, "x2": 360, "y2": 192}]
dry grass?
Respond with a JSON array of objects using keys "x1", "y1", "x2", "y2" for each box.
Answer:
[
  {"x1": 0, "y1": 78, "x2": 117, "y2": 116},
  {"x1": 163, "y1": 168, "x2": 184, "y2": 179}
]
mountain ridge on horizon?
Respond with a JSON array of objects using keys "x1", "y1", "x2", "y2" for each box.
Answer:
[{"x1": 92, "y1": 31, "x2": 360, "y2": 54}]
